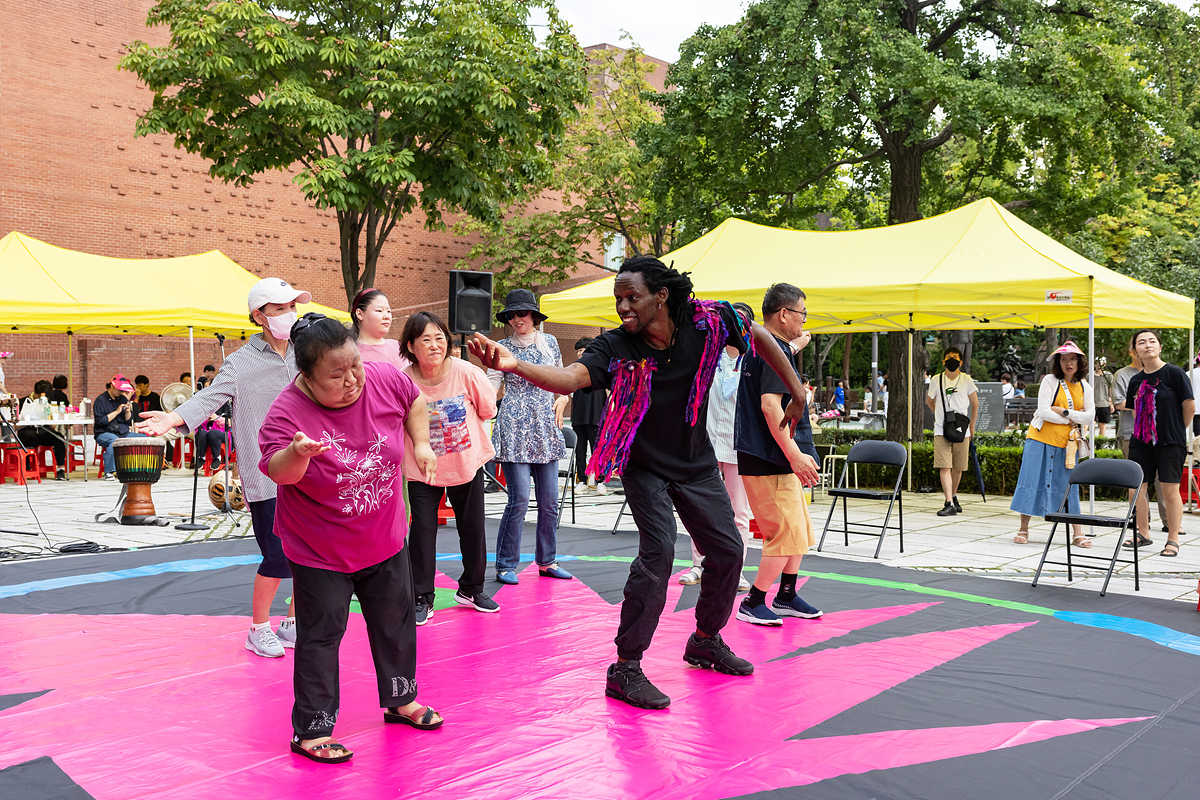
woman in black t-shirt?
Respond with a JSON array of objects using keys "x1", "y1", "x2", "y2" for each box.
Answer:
[{"x1": 1123, "y1": 329, "x2": 1195, "y2": 557}]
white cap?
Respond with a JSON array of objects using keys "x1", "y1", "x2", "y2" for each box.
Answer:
[{"x1": 247, "y1": 277, "x2": 312, "y2": 311}]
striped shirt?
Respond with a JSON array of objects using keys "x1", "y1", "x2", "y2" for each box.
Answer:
[{"x1": 175, "y1": 334, "x2": 298, "y2": 503}]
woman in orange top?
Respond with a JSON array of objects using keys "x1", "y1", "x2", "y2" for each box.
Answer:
[{"x1": 1010, "y1": 341, "x2": 1095, "y2": 546}]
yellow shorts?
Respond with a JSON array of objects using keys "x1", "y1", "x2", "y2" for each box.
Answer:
[
  {"x1": 933, "y1": 435, "x2": 969, "y2": 472},
  {"x1": 741, "y1": 472, "x2": 816, "y2": 557}
]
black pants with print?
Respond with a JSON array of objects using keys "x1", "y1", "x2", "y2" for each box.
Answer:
[
  {"x1": 614, "y1": 464, "x2": 744, "y2": 661},
  {"x1": 288, "y1": 547, "x2": 417, "y2": 740},
  {"x1": 407, "y1": 469, "x2": 487, "y2": 602}
]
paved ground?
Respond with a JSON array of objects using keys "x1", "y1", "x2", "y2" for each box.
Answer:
[{"x1": 2, "y1": 467, "x2": 1197, "y2": 603}]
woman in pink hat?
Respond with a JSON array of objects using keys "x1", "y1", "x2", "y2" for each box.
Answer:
[{"x1": 1010, "y1": 341, "x2": 1094, "y2": 546}]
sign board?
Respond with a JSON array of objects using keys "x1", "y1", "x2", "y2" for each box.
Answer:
[
  {"x1": 1045, "y1": 290, "x2": 1073, "y2": 304},
  {"x1": 974, "y1": 381, "x2": 1007, "y2": 433}
]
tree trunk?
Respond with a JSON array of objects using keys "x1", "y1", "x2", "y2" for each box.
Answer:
[
  {"x1": 884, "y1": 138, "x2": 925, "y2": 441},
  {"x1": 1034, "y1": 328, "x2": 1060, "y2": 382},
  {"x1": 949, "y1": 330, "x2": 974, "y2": 371}
]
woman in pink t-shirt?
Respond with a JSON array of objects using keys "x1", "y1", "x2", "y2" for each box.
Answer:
[
  {"x1": 258, "y1": 313, "x2": 440, "y2": 765},
  {"x1": 351, "y1": 287, "x2": 408, "y2": 370},
  {"x1": 401, "y1": 312, "x2": 500, "y2": 625}
]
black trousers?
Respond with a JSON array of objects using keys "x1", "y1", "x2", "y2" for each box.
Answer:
[
  {"x1": 407, "y1": 469, "x2": 487, "y2": 602},
  {"x1": 195, "y1": 429, "x2": 224, "y2": 465},
  {"x1": 573, "y1": 424, "x2": 598, "y2": 481},
  {"x1": 614, "y1": 464, "x2": 743, "y2": 661},
  {"x1": 288, "y1": 547, "x2": 417, "y2": 739},
  {"x1": 17, "y1": 428, "x2": 66, "y2": 469}
]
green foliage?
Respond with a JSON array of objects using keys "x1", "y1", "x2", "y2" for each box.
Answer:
[{"x1": 121, "y1": 0, "x2": 588, "y2": 306}]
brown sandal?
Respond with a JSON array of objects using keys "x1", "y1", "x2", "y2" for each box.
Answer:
[
  {"x1": 384, "y1": 705, "x2": 443, "y2": 729},
  {"x1": 290, "y1": 736, "x2": 353, "y2": 764}
]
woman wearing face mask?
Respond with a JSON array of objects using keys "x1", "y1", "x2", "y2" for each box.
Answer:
[
  {"x1": 1009, "y1": 341, "x2": 1094, "y2": 547},
  {"x1": 401, "y1": 311, "x2": 500, "y2": 625},
  {"x1": 488, "y1": 288, "x2": 572, "y2": 585},
  {"x1": 1122, "y1": 329, "x2": 1194, "y2": 557},
  {"x1": 259, "y1": 313, "x2": 441, "y2": 765},
  {"x1": 352, "y1": 288, "x2": 407, "y2": 369}
]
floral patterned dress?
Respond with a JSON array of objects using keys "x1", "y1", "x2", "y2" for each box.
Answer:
[{"x1": 491, "y1": 336, "x2": 566, "y2": 465}]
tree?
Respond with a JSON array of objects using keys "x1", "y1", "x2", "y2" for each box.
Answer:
[
  {"x1": 455, "y1": 40, "x2": 676, "y2": 305},
  {"x1": 644, "y1": 0, "x2": 1178, "y2": 441},
  {"x1": 121, "y1": 0, "x2": 588, "y2": 307}
]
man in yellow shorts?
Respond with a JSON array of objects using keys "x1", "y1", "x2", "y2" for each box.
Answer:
[{"x1": 734, "y1": 283, "x2": 823, "y2": 625}]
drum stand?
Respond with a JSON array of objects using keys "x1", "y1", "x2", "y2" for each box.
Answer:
[{"x1": 94, "y1": 484, "x2": 171, "y2": 526}]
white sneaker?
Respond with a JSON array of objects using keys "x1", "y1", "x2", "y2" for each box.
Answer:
[
  {"x1": 276, "y1": 618, "x2": 297, "y2": 648},
  {"x1": 594, "y1": 482, "x2": 609, "y2": 496},
  {"x1": 678, "y1": 566, "x2": 703, "y2": 585},
  {"x1": 245, "y1": 624, "x2": 285, "y2": 658},
  {"x1": 737, "y1": 575, "x2": 751, "y2": 592}
]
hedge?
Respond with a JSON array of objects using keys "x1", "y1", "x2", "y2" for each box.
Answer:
[{"x1": 828, "y1": 442, "x2": 1128, "y2": 499}]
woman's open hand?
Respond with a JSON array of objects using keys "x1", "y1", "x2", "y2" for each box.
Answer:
[{"x1": 289, "y1": 431, "x2": 330, "y2": 459}]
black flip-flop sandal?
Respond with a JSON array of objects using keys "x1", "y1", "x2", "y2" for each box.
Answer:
[
  {"x1": 290, "y1": 737, "x2": 353, "y2": 764},
  {"x1": 384, "y1": 705, "x2": 443, "y2": 729},
  {"x1": 1160, "y1": 541, "x2": 1181, "y2": 557},
  {"x1": 1122, "y1": 534, "x2": 1153, "y2": 549}
]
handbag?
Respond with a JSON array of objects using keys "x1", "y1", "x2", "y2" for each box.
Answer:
[{"x1": 939, "y1": 374, "x2": 969, "y2": 443}]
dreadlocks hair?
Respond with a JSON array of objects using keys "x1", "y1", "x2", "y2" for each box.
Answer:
[{"x1": 618, "y1": 255, "x2": 695, "y2": 332}]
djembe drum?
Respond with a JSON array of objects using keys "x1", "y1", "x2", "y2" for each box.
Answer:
[{"x1": 112, "y1": 436, "x2": 166, "y2": 524}]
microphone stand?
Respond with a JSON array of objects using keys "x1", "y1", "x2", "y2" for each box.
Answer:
[{"x1": 174, "y1": 432, "x2": 208, "y2": 532}]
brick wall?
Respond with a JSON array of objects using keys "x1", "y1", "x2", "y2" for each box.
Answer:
[{"x1": 0, "y1": 0, "x2": 616, "y2": 398}]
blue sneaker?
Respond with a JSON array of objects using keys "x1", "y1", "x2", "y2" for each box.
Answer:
[
  {"x1": 772, "y1": 595, "x2": 823, "y2": 619},
  {"x1": 538, "y1": 563, "x2": 574, "y2": 580},
  {"x1": 735, "y1": 599, "x2": 782, "y2": 626},
  {"x1": 496, "y1": 570, "x2": 519, "y2": 585}
]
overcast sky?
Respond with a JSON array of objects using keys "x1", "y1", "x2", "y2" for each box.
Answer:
[{"x1": 539, "y1": 0, "x2": 750, "y2": 62}]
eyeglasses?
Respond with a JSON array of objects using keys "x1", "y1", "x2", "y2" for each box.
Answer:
[{"x1": 783, "y1": 306, "x2": 808, "y2": 321}]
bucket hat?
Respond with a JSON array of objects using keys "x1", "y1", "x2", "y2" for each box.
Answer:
[{"x1": 497, "y1": 288, "x2": 547, "y2": 324}]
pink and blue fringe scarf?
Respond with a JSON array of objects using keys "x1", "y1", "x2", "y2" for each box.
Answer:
[
  {"x1": 586, "y1": 300, "x2": 754, "y2": 481},
  {"x1": 1133, "y1": 379, "x2": 1158, "y2": 444}
]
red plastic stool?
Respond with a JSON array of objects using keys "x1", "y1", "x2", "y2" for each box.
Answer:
[
  {"x1": 35, "y1": 446, "x2": 58, "y2": 478},
  {"x1": 2, "y1": 446, "x2": 42, "y2": 485}
]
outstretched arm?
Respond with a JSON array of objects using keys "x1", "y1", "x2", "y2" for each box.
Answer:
[{"x1": 469, "y1": 333, "x2": 592, "y2": 394}]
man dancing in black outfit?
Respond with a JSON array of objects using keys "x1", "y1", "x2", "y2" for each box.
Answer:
[{"x1": 470, "y1": 257, "x2": 814, "y2": 709}]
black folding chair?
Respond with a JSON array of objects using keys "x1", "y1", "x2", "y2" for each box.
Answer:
[
  {"x1": 817, "y1": 440, "x2": 907, "y2": 559},
  {"x1": 555, "y1": 426, "x2": 578, "y2": 531},
  {"x1": 1032, "y1": 457, "x2": 1144, "y2": 597}
]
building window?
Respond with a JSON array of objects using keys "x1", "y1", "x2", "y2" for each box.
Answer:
[{"x1": 605, "y1": 234, "x2": 625, "y2": 270}]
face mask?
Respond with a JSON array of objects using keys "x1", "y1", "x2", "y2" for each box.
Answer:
[
  {"x1": 944, "y1": 358, "x2": 961, "y2": 372},
  {"x1": 265, "y1": 310, "x2": 297, "y2": 340}
]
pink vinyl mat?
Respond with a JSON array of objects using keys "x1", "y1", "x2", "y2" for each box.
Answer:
[{"x1": 0, "y1": 566, "x2": 1148, "y2": 799}]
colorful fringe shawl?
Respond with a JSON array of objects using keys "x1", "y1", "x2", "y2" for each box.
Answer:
[
  {"x1": 586, "y1": 300, "x2": 754, "y2": 481},
  {"x1": 1132, "y1": 379, "x2": 1159, "y2": 444}
]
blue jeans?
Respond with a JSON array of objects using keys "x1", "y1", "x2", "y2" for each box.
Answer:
[
  {"x1": 96, "y1": 431, "x2": 146, "y2": 474},
  {"x1": 495, "y1": 461, "x2": 559, "y2": 572}
]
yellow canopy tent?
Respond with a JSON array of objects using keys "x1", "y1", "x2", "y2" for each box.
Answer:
[
  {"x1": 540, "y1": 197, "x2": 1194, "y2": 332},
  {"x1": 540, "y1": 198, "x2": 1196, "y2": 487},
  {"x1": 0, "y1": 231, "x2": 350, "y2": 396}
]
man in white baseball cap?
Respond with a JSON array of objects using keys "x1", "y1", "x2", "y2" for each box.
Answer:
[{"x1": 137, "y1": 277, "x2": 311, "y2": 658}]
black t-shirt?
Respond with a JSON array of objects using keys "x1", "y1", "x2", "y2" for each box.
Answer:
[
  {"x1": 1125, "y1": 364, "x2": 1193, "y2": 447},
  {"x1": 133, "y1": 391, "x2": 163, "y2": 416},
  {"x1": 735, "y1": 333, "x2": 797, "y2": 476},
  {"x1": 578, "y1": 303, "x2": 747, "y2": 480},
  {"x1": 570, "y1": 386, "x2": 606, "y2": 427},
  {"x1": 47, "y1": 389, "x2": 69, "y2": 405}
]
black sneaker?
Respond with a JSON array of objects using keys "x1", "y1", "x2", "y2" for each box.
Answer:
[
  {"x1": 683, "y1": 633, "x2": 754, "y2": 676},
  {"x1": 454, "y1": 589, "x2": 500, "y2": 613},
  {"x1": 952, "y1": 495, "x2": 962, "y2": 513},
  {"x1": 605, "y1": 661, "x2": 670, "y2": 709},
  {"x1": 936, "y1": 501, "x2": 957, "y2": 517},
  {"x1": 415, "y1": 597, "x2": 432, "y2": 626}
]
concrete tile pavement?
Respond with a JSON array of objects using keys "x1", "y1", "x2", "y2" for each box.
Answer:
[{"x1": 1, "y1": 472, "x2": 1197, "y2": 605}]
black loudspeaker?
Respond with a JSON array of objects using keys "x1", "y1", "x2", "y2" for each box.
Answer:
[{"x1": 448, "y1": 270, "x2": 494, "y2": 334}]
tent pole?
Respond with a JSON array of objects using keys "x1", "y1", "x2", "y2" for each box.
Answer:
[
  {"x1": 870, "y1": 332, "x2": 879, "y2": 412},
  {"x1": 188, "y1": 327, "x2": 196, "y2": 393},
  {"x1": 1189, "y1": 326, "x2": 1196, "y2": 513},
  {"x1": 66, "y1": 331, "x2": 73, "y2": 405},
  {"x1": 1087, "y1": 308, "x2": 1095, "y2": 517},
  {"x1": 907, "y1": 318, "x2": 913, "y2": 492}
]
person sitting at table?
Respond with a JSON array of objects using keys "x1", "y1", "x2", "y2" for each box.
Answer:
[
  {"x1": 18, "y1": 380, "x2": 66, "y2": 480},
  {"x1": 48, "y1": 375, "x2": 69, "y2": 406},
  {"x1": 133, "y1": 375, "x2": 174, "y2": 462},
  {"x1": 194, "y1": 402, "x2": 230, "y2": 471},
  {"x1": 179, "y1": 371, "x2": 192, "y2": 389},
  {"x1": 196, "y1": 364, "x2": 217, "y2": 390},
  {"x1": 94, "y1": 374, "x2": 145, "y2": 480}
]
